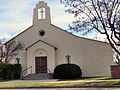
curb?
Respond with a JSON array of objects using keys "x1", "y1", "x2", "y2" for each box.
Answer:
[{"x1": 0, "y1": 85, "x2": 120, "y2": 89}]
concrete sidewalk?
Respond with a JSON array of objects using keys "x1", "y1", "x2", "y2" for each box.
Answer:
[
  {"x1": 0, "y1": 79, "x2": 58, "y2": 83},
  {"x1": 0, "y1": 79, "x2": 120, "y2": 84}
]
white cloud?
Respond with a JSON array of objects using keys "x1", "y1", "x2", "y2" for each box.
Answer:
[
  {"x1": 0, "y1": 0, "x2": 35, "y2": 39},
  {"x1": 0, "y1": 23, "x2": 31, "y2": 33},
  {"x1": 0, "y1": 0, "x2": 74, "y2": 40},
  {"x1": 0, "y1": 32, "x2": 12, "y2": 40},
  {"x1": 51, "y1": 4, "x2": 75, "y2": 29},
  {"x1": 0, "y1": 0, "x2": 100, "y2": 40},
  {"x1": 85, "y1": 33, "x2": 108, "y2": 42}
]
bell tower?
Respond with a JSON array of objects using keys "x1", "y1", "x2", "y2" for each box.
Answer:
[{"x1": 33, "y1": 1, "x2": 51, "y2": 25}]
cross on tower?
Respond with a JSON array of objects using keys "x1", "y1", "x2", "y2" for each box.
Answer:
[{"x1": 39, "y1": 8, "x2": 45, "y2": 19}]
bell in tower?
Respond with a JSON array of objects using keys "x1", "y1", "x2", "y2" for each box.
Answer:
[{"x1": 33, "y1": 1, "x2": 51, "y2": 25}]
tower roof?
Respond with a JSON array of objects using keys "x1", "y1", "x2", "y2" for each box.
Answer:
[{"x1": 36, "y1": 1, "x2": 47, "y2": 7}]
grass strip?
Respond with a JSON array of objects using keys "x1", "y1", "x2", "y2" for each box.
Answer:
[
  {"x1": 0, "y1": 80, "x2": 10, "y2": 82},
  {"x1": 0, "y1": 80, "x2": 120, "y2": 87},
  {"x1": 59, "y1": 77, "x2": 112, "y2": 81}
]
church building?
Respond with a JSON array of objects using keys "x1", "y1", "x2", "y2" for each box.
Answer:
[{"x1": 8, "y1": 1, "x2": 113, "y2": 77}]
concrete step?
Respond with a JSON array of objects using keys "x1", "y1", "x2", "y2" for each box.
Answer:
[{"x1": 22, "y1": 73, "x2": 53, "y2": 80}]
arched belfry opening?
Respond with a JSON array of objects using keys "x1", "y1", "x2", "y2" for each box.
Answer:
[
  {"x1": 38, "y1": 7, "x2": 46, "y2": 19},
  {"x1": 33, "y1": 1, "x2": 51, "y2": 25}
]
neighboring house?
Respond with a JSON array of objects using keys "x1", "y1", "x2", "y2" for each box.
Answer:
[{"x1": 7, "y1": 1, "x2": 113, "y2": 77}]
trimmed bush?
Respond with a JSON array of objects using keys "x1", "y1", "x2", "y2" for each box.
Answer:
[
  {"x1": 6, "y1": 64, "x2": 13, "y2": 79},
  {"x1": 13, "y1": 64, "x2": 22, "y2": 79},
  {"x1": 0, "y1": 66, "x2": 6, "y2": 79},
  {"x1": 54, "y1": 64, "x2": 82, "y2": 79},
  {"x1": 0, "y1": 64, "x2": 22, "y2": 79}
]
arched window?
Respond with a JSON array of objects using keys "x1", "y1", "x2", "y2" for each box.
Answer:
[{"x1": 38, "y1": 7, "x2": 45, "y2": 19}]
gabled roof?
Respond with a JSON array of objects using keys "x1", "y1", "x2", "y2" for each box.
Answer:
[
  {"x1": 5, "y1": 25, "x2": 33, "y2": 45},
  {"x1": 25, "y1": 39, "x2": 57, "y2": 50},
  {"x1": 5, "y1": 24, "x2": 109, "y2": 45},
  {"x1": 51, "y1": 24, "x2": 109, "y2": 44}
]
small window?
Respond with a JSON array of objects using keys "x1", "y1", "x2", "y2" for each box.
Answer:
[
  {"x1": 39, "y1": 30, "x2": 45, "y2": 36},
  {"x1": 38, "y1": 8, "x2": 45, "y2": 19}
]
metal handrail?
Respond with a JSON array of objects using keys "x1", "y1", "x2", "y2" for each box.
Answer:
[
  {"x1": 47, "y1": 67, "x2": 51, "y2": 73},
  {"x1": 21, "y1": 66, "x2": 51, "y2": 78},
  {"x1": 47, "y1": 68, "x2": 53, "y2": 79},
  {"x1": 21, "y1": 66, "x2": 32, "y2": 78}
]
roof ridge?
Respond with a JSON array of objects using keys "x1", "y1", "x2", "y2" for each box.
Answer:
[
  {"x1": 25, "y1": 39, "x2": 57, "y2": 50},
  {"x1": 51, "y1": 24, "x2": 109, "y2": 45}
]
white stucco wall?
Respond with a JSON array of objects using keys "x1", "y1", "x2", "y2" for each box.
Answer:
[
  {"x1": 45, "y1": 25, "x2": 113, "y2": 77},
  {"x1": 26, "y1": 41, "x2": 55, "y2": 74}
]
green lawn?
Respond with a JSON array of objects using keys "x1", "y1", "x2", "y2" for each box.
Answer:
[
  {"x1": 0, "y1": 77, "x2": 119, "y2": 87},
  {"x1": 0, "y1": 80, "x2": 10, "y2": 82},
  {"x1": 59, "y1": 77, "x2": 112, "y2": 81}
]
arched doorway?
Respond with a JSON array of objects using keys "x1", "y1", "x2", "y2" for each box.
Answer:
[
  {"x1": 35, "y1": 56, "x2": 47, "y2": 73},
  {"x1": 34, "y1": 49, "x2": 48, "y2": 74}
]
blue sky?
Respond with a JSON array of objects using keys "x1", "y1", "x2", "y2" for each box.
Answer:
[
  {"x1": 0, "y1": 0, "x2": 75, "y2": 39},
  {"x1": 0, "y1": 0, "x2": 106, "y2": 41}
]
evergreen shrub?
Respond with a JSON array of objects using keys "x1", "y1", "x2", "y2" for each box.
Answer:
[
  {"x1": 0, "y1": 66, "x2": 6, "y2": 79},
  {"x1": 54, "y1": 64, "x2": 82, "y2": 79},
  {"x1": 0, "y1": 64, "x2": 22, "y2": 79},
  {"x1": 6, "y1": 64, "x2": 13, "y2": 79},
  {"x1": 13, "y1": 64, "x2": 22, "y2": 79}
]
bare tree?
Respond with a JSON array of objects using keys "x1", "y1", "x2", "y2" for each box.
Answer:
[
  {"x1": 60, "y1": 0, "x2": 120, "y2": 64},
  {"x1": 0, "y1": 39, "x2": 24, "y2": 72}
]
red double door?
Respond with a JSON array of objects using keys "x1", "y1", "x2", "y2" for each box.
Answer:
[{"x1": 35, "y1": 57, "x2": 47, "y2": 74}]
